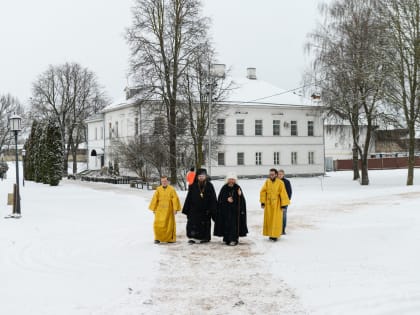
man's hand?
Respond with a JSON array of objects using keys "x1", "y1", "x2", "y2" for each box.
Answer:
[{"x1": 227, "y1": 196, "x2": 234, "y2": 203}]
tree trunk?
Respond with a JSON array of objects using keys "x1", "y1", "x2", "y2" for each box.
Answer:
[
  {"x1": 72, "y1": 150, "x2": 78, "y2": 174},
  {"x1": 407, "y1": 125, "x2": 415, "y2": 185},
  {"x1": 360, "y1": 157, "x2": 369, "y2": 185},
  {"x1": 63, "y1": 153, "x2": 69, "y2": 176},
  {"x1": 197, "y1": 138, "x2": 204, "y2": 168},
  {"x1": 352, "y1": 145, "x2": 360, "y2": 180},
  {"x1": 169, "y1": 100, "x2": 177, "y2": 185}
]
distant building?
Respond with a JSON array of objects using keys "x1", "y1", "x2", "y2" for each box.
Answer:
[{"x1": 86, "y1": 68, "x2": 324, "y2": 177}]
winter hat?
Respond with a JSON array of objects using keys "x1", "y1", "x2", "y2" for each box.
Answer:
[
  {"x1": 196, "y1": 168, "x2": 207, "y2": 176},
  {"x1": 225, "y1": 172, "x2": 238, "y2": 182}
]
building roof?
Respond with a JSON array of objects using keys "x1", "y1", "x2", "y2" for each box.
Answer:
[
  {"x1": 102, "y1": 94, "x2": 142, "y2": 113},
  {"x1": 225, "y1": 77, "x2": 314, "y2": 106},
  {"x1": 98, "y1": 70, "x2": 317, "y2": 115}
]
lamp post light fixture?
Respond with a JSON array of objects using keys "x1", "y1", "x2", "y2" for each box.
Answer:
[
  {"x1": 207, "y1": 63, "x2": 226, "y2": 177},
  {"x1": 21, "y1": 149, "x2": 26, "y2": 187},
  {"x1": 9, "y1": 114, "x2": 22, "y2": 218}
]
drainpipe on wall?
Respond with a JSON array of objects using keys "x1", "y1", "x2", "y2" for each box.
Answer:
[
  {"x1": 86, "y1": 126, "x2": 89, "y2": 170},
  {"x1": 103, "y1": 115, "x2": 106, "y2": 168},
  {"x1": 322, "y1": 116, "x2": 326, "y2": 174}
]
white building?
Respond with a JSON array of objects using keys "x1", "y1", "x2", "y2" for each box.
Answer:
[{"x1": 86, "y1": 68, "x2": 324, "y2": 177}]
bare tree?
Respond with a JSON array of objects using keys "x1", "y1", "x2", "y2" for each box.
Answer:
[
  {"x1": 307, "y1": 0, "x2": 389, "y2": 185},
  {"x1": 378, "y1": 0, "x2": 420, "y2": 185},
  {"x1": 126, "y1": 0, "x2": 210, "y2": 184},
  {"x1": 0, "y1": 94, "x2": 24, "y2": 155},
  {"x1": 178, "y1": 43, "x2": 232, "y2": 170},
  {"x1": 30, "y1": 62, "x2": 108, "y2": 175},
  {"x1": 114, "y1": 132, "x2": 169, "y2": 180}
]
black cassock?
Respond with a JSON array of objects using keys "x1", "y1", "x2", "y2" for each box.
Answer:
[
  {"x1": 182, "y1": 180, "x2": 217, "y2": 241},
  {"x1": 214, "y1": 183, "x2": 248, "y2": 243}
]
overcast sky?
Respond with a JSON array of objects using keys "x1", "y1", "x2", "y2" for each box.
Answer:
[{"x1": 0, "y1": 0, "x2": 327, "y2": 107}]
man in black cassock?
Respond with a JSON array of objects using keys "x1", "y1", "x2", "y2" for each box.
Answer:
[
  {"x1": 214, "y1": 172, "x2": 248, "y2": 246},
  {"x1": 182, "y1": 168, "x2": 217, "y2": 244}
]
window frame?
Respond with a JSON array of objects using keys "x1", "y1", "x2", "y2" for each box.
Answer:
[
  {"x1": 255, "y1": 152, "x2": 262, "y2": 165},
  {"x1": 291, "y1": 151, "x2": 298, "y2": 165},
  {"x1": 217, "y1": 152, "x2": 225, "y2": 166},
  {"x1": 308, "y1": 121, "x2": 314, "y2": 136},
  {"x1": 236, "y1": 119, "x2": 245, "y2": 136},
  {"x1": 273, "y1": 120, "x2": 280, "y2": 136},
  {"x1": 237, "y1": 152, "x2": 245, "y2": 166},
  {"x1": 255, "y1": 119, "x2": 263, "y2": 136}
]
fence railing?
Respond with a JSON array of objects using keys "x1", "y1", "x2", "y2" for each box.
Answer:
[{"x1": 335, "y1": 157, "x2": 420, "y2": 171}]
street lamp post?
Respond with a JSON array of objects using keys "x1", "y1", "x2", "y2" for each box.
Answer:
[
  {"x1": 207, "y1": 63, "x2": 226, "y2": 177},
  {"x1": 22, "y1": 149, "x2": 26, "y2": 187},
  {"x1": 9, "y1": 114, "x2": 22, "y2": 218}
]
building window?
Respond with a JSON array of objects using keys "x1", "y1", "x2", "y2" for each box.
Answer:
[
  {"x1": 176, "y1": 117, "x2": 185, "y2": 135},
  {"x1": 308, "y1": 121, "x2": 314, "y2": 136},
  {"x1": 94, "y1": 127, "x2": 98, "y2": 140},
  {"x1": 109, "y1": 122, "x2": 112, "y2": 139},
  {"x1": 236, "y1": 119, "x2": 244, "y2": 136},
  {"x1": 100, "y1": 127, "x2": 104, "y2": 139},
  {"x1": 237, "y1": 152, "x2": 244, "y2": 165},
  {"x1": 135, "y1": 117, "x2": 139, "y2": 136},
  {"x1": 115, "y1": 121, "x2": 119, "y2": 137},
  {"x1": 154, "y1": 117, "x2": 164, "y2": 135},
  {"x1": 217, "y1": 119, "x2": 225, "y2": 136},
  {"x1": 291, "y1": 121, "x2": 297, "y2": 136},
  {"x1": 291, "y1": 152, "x2": 298, "y2": 165},
  {"x1": 218, "y1": 152, "x2": 225, "y2": 166},
  {"x1": 255, "y1": 152, "x2": 262, "y2": 165},
  {"x1": 274, "y1": 152, "x2": 280, "y2": 165},
  {"x1": 273, "y1": 120, "x2": 280, "y2": 136},
  {"x1": 255, "y1": 119, "x2": 263, "y2": 136},
  {"x1": 308, "y1": 151, "x2": 314, "y2": 165}
]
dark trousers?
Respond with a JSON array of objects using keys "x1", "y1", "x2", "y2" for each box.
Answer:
[{"x1": 282, "y1": 206, "x2": 288, "y2": 234}]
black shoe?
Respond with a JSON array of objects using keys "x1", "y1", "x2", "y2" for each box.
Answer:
[
  {"x1": 199, "y1": 240, "x2": 210, "y2": 244},
  {"x1": 282, "y1": 231, "x2": 286, "y2": 235},
  {"x1": 154, "y1": 240, "x2": 160, "y2": 244},
  {"x1": 188, "y1": 239, "x2": 196, "y2": 244},
  {"x1": 269, "y1": 237, "x2": 278, "y2": 242}
]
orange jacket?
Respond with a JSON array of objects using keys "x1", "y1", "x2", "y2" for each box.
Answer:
[{"x1": 186, "y1": 171, "x2": 196, "y2": 185}]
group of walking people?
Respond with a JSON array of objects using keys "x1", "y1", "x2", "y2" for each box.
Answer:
[{"x1": 148, "y1": 167, "x2": 292, "y2": 246}]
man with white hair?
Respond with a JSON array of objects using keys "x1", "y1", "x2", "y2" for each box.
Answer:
[{"x1": 214, "y1": 172, "x2": 248, "y2": 246}]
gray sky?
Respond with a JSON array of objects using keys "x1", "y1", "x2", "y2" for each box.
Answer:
[{"x1": 0, "y1": 0, "x2": 327, "y2": 106}]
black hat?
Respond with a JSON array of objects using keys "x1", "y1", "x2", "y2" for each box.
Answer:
[{"x1": 196, "y1": 168, "x2": 207, "y2": 176}]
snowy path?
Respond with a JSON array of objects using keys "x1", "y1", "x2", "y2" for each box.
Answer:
[
  {"x1": 140, "y1": 215, "x2": 306, "y2": 315},
  {"x1": 2, "y1": 168, "x2": 420, "y2": 314}
]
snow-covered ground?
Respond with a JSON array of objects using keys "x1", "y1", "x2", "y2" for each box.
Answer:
[{"x1": 1, "y1": 164, "x2": 420, "y2": 314}]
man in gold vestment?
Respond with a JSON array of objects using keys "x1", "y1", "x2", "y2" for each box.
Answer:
[
  {"x1": 149, "y1": 176, "x2": 181, "y2": 243},
  {"x1": 260, "y1": 168, "x2": 290, "y2": 241}
]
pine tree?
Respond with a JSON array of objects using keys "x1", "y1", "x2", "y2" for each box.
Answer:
[
  {"x1": 39, "y1": 122, "x2": 50, "y2": 184},
  {"x1": 46, "y1": 120, "x2": 63, "y2": 186},
  {"x1": 33, "y1": 122, "x2": 44, "y2": 183},
  {"x1": 24, "y1": 120, "x2": 38, "y2": 181}
]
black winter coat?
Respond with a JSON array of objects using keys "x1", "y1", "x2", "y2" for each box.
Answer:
[
  {"x1": 213, "y1": 183, "x2": 248, "y2": 242},
  {"x1": 281, "y1": 177, "x2": 292, "y2": 200},
  {"x1": 182, "y1": 180, "x2": 217, "y2": 241}
]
